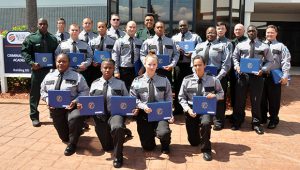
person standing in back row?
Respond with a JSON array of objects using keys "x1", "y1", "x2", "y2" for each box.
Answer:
[
  {"x1": 107, "y1": 14, "x2": 125, "y2": 40},
  {"x1": 21, "y1": 18, "x2": 58, "y2": 127},
  {"x1": 261, "y1": 25, "x2": 291, "y2": 129}
]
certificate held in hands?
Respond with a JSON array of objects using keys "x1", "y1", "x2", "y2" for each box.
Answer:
[
  {"x1": 93, "y1": 51, "x2": 111, "y2": 63},
  {"x1": 111, "y1": 96, "x2": 136, "y2": 116},
  {"x1": 240, "y1": 58, "x2": 261, "y2": 74},
  {"x1": 205, "y1": 65, "x2": 218, "y2": 76},
  {"x1": 157, "y1": 55, "x2": 170, "y2": 68},
  {"x1": 68, "y1": 53, "x2": 85, "y2": 68},
  {"x1": 193, "y1": 96, "x2": 217, "y2": 115},
  {"x1": 78, "y1": 96, "x2": 104, "y2": 116},
  {"x1": 48, "y1": 90, "x2": 71, "y2": 108},
  {"x1": 178, "y1": 41, "x2": 195, "y2": 53},
  {"x1": 271, "y1": 69, "x2": 283, "y2": 84},
  {"x1": 35, "y1": 53, "x2": 53, "y2": 67},
  {"x1": 147, "y1": 101, "x2": 172, "y2": 122}
]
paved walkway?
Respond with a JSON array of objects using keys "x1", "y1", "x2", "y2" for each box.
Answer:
[{"x1": 0, "y1": 76, "x2": 300, "y2": 170}]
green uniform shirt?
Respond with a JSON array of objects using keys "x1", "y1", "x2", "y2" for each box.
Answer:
[
  {"x1": 21, "y1": 30, "x2": 58, "y2": 66},
  {"x1": 136, "y1": 28, "x2": 155, "y2": 42}
]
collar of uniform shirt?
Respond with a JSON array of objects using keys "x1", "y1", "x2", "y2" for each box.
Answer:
[
  {"x1": 144, "y1": 73, "x2": 157, "y2": 82},
  {"x1": 100, "y1": 76, "x2": 113, "y2": 83},
  {"x1": 154, "y1": 34, "x2": 165, "y2": 40},
  {"x1": 207, "y1": 39, "x2": 218, "y2": 45},
  {"x1": 193, "y1": 72, "x2": 208, "y2": 82},
  {"x1": 54, "y1": 67, "x2": 72, "y2": 76},
  {"x1": 68, "y1": 38, "x2": 79, "y2": 44},
  {"x1": 247, "y1": 38, "x2": 259, "y2": 44},
  {"x1": 98, "y1": 34, "x2": 107, "y2": 39},
  {"x1": 124, "y1": 34, "x2": 135, "y2": 40}
]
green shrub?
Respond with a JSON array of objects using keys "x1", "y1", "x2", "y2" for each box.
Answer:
[{"x1": 7, "y1": 77, "x2": 31, "y2": 93}]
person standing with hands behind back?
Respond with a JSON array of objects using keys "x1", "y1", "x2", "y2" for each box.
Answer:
[
  {"x1": 178, "y1": 56, "x2": 224, "y2": 161},
  {"x1": 21, "y1": 18, "x2": 58, "y2": 127},
  {"x1": 130, "y1": 51, "x2": 174, "y2": 154}
]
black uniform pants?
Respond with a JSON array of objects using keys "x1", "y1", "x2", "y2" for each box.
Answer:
[
  {"x1": 261, "y1": 75, "x2": 281, "y2": 124},
  {"x1": 232, "y1": 74, "x2": 264, "y2": 126},
  {"x1": 81, "y1": 65, "x2": 98, "y2": 87},
  {"x1": 50, "y1": 108, "x2": 84, "y2": 145},
  {"x1": 119, "y1": 67, "x2": 135, "y2": 91},
  {"x1": 136, "y1": 110, "x2": 171, "y2": 151},
  {"x1": 93, "y1": 114, "x2": 126, "y2": 159},
  {"x1": 228, "y1": 67, "x2": 237, "y2": 108},
  {"x1": 214, "y1": 76, "x2": 228, "y2": 126},
  {"x1": 185, "y1": 112, "x2": 212, "y2": 153},
  {"x1": 173, "y1": 63, "x2": 193, "y2": 114},
  {"x1": 30, "y1": 68, "x2": 50, "y2": 121}
]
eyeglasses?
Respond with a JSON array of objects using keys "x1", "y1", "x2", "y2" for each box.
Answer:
[{"x1": 112, "y1": 19, "x2": 120, "y2": 21}]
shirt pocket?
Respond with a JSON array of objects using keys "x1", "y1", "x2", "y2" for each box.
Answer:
[
  {"x1": 187, "y1": 87, "x2": 197, "y2": 96},
  {"x1": 79, "y1": 49, "x2": 87, "y2": 54},
  {"x1": 136, "y1": 87, "x2": 148, "y2": 101},
  {"x1": 272, "y1": 49, "x2": 282, "y2": 55},
  {"x1": 204, "y1": 86, "x2": 215, "y2": 93},
  {"x1": 156, "y1": 86, "x2": 166, "y2": 99},
  {"x1": 255, "y1": 50, "x2": 264, "y2": 57},
  {"x1": 112, "y1": 89, "x2": 123, "y2": 96},
  {"x1": 91, "y1": 89, "x2": 103, "y2": 96},
  {"x1": 240, "y1": 50, "x2": 248, "y2": 55},
  {"x1": 106, "y1": 45, "x2": 114, "y2": 49}
]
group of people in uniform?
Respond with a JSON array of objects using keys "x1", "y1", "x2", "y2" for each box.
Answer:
[{"x1": 21, "y1": 12, "x2": 291, "y2": 167}]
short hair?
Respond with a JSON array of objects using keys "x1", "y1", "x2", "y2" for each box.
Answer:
[
  {"x1": 101, "y1": 58, "x2": 115, "y2": 66},
  {"x1": 69, "y1": 23, "x2": 80, "y2": 30},
  {"x1": 266, "y1": 25, "x2": 278, "y2": 32},
  {"x1": 144, "y1": 50, "x2": 158, "y2": 64},
  {"x1": 145, "y1": 13, "x2": 155, "y2": 18},
  {"x1": 111, "y1": 13, "x2": 120, "y2": 19},
  {"x1": 57, "y1": 18, "x2": 66, "y2": 24},
  {"x1": 247, "y1": 25, "x2": 257, "y2": 30},
  {"x1": 56, "y1": 53, "x2": 70, "y2": 62},
  {"x1": 216, "y1": 21, "x2": 227, "y2": 27},
  {"x1": 192, "y1": 55, "x2": 206, "y2": 65},
  {"x1": 83, "y1": 17, "x2": 93, "y2": 23},
  {"x1": 97, "y1": 21, "x2": 108, "y2": 27},
  {"x1": 155, "y1": 21, "x2": 164, "y2": 27}
]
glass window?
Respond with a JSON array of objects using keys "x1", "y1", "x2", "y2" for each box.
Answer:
[
  {"x1": 119, "y1": 0, "x2": 129, "y2": 25},
  {"x1": 132, "y1": 0, "x2": 147, "y2": 30},
  {"x1": 150, "y1": 0, "x2": 170, "y2": 22},
  {"x1": 173, "y1": 0, "x2": 193, "y2": 21},
  {"x1": 199, "y1": 0, "x2": 214, "y2": 21}
]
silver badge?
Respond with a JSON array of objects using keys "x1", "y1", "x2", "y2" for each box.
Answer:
[
  {"x1": 42, "y1": 57, "x2": 48, "y2": 62},
  {"x1": 100, "y1": 54, "x2": 105, "y2": 60},
  {"x1": 72, "y1": 57, "x2": 78, "y2": 62},
  {"x1": 201, "y1": 102, "x2": 208, "y2": 109},
  {"x1": 56, "y1": 95, "x2": 63, "y2": 102},
  {"x1": 184, "y1": 44, "x2": 189, "y2": 50},
  {"x1": 88, "y1": 102, "x2": 95, "y2": 110},
  {"x1": 120, "y1": 102, "x2": 127, "y2": 110},
  {"x1": 247, "y1": 63, "x2": 253, "y2": 69},
  {"x1": 156, "y1": 108, "x2": 163, "y2": 115}
]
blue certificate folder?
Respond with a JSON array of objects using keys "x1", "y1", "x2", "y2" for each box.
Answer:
[
  {"x1": 205, "y1": 65, "x2": 218, "y2": 76},
  {"x1": 35, "y1": 53, "x2": 53, "y2": 67},
  {"x1": 93, "y1": 51, "x2": 111, "y2": 63},
  {"x1": 178, "y1": 41, "x2": 195, "y2": 53},
  {"x1": 48, "y1": 90, "x2": 71, "y2": 108},
  {"x1": 193, "y1": 96, "x2": 217, "y2": 115},
  {"x1": 240, "y1": 58, "x2": 261, "y2": 74},
  {"x1": 157, "y1": 55, "x2": 170, "y2": 68},
  {"x1": 147, "y1": 101, "x2": 172, "y2": 122},
  {"x1": 110, "y1": 96, "x2": 136, "y2": 116},
  {"x1": 78, "y1": 96, "x2": 104, "y2": 116},
  {"x1": 271, "y1": 69, "x2": 283, "y2": 84},
  {"x1": 68, "y1": 53, "x2": 85, "y2": 68}
]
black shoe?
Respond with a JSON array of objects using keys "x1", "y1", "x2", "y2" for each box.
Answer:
[
  {"x1": 32, "y1": 120, "x2": 41, "y2": 127},
  {"x1": 267, "y1": 122, "x2": 277, "y2": 129},
  {"x1": 213, "y1": 125, "x2": 223, "y2": 131},
  {"x1": 252, "y1": 125, "x2": 264, "y2": 135},
  {"x1": 113, "y1": 157, "x2": 123, "y2": 168},
  {"x1": 203, "y1": 152, "x2": 212, "y2": 161},
  {"x1": 64, "y1": 144, "x2": 76, "y2": 156},
  {"x1": 161, "y1": 146, "x2": 170, "y2": 154},
  {"x1": 231, "y1": 124, "x2": 240, "y2": 131}
]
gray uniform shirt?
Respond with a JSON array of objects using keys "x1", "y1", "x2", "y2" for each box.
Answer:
[
  {"x1": 55, "y1": 31, "x2": 70, "y2": 43},
  {"x1": 112, "y1": 34, "x2": 143, "y2": 73},
  {"x1": 89, "y1": 77, "x2": 128, "y2": 112},
  {"x1": 265, "y1": 40, "x2": 291, "y2": 78},
  {"x1": 140, "y1": 35, "x2": 179, "y2": 67},
  {"x1": 40, "y1": 68, "x2": 89, "y2": 104},
  {"x1": 192, "y1": 39, "x2": 231, "y2": 80},
  {"x1": 78, "y1": 30, "x2": 98, "y2": 43},
  {"x1": 178, "y1": 73, "x2": 224, "y2": 112},
  {"x1": 89, "y1": 35, "x2": 116, "y2": 52},
  {"x1": 130, "y1": 73, "x2": 173, "y2": 110},
  {"x1": 232, "y1": 38, "x2": 274, "y2": 72},
  {"x1": 107, "y1": 27, "x2": 126, "y2": 40},
  {"x1": 172, "y1": 31, "x2": 202, "y2": 63},
  {"x1": 55, "y1": 38, "x2": 93, "y2": 67}
]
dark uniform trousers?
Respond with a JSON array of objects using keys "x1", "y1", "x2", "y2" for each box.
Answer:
[
  {"x1": 50, "y1": 108, "x2": 84, "y2": 144},
  {"x1": 185, "y1": 112, "x2": 212, "y2": 152},
  {"x1": 136, "y1": 110, "x2": 171, "y2": 151},
  {"x1": 232, "y1": 74, "x2": 264, "y2": 126},
  {"x1": 93, "y1": 114, "x2": 126, "y2": 159},
  {"x1": 156, "y1": 69, "x2": 172, "y2": 86},
  {"x1": 81, "y1": 65, "x2": 95, "y2": 87},
  {"x1": 30, "y1": 68, "x2": 50, "y2": 121},
  {"x1": 174, "y1": 62, "x2": 193, "y2": 114},
  {"x1": 214, "y1": 75, "x2": 228, "y2": 126},
  {"x1": 119, "y1": 67, "x2": 135, "y2": 91},
  {"x1": 261, "y1": 75, "x2": 281, "y2": 124}
]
